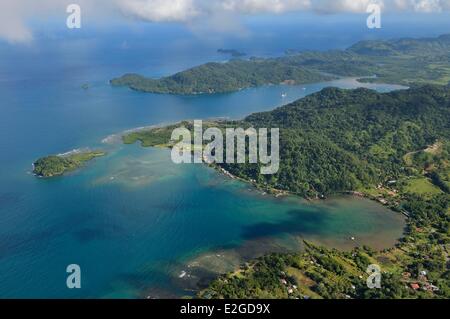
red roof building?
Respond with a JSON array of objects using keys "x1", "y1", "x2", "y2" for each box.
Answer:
[{"x1": 410, "y1": 283, "x2": 420, "y2": 290}]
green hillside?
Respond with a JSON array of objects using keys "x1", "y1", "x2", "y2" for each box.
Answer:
[{"x1": 111, "y1": 35, "x2": 450, "y2": 94}]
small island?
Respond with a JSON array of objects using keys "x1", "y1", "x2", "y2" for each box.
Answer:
[
  {"x1": 217, "y1": 49, "x2": 247, "y2": 58},
  {"x1": 33, "y1": 150, "x2": 106, "y2": 178}
]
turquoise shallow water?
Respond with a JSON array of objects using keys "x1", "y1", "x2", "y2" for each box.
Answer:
[
  {"x1": 0, "y1": 140, "x2": 405, "y2": 298},
  {"x1": 0, "y1": 28, "x2": 409, "y2": 298},
  {"x1": 0, "y1": 143, "x2": 405, "y2": 298},
  {"x1": 0, "y1": 73, "x2": 406, "y2": 298}
]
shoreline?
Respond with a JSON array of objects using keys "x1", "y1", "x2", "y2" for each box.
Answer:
[{"x1": 211, "y1": 162, "x2": 409, "y2": 219}]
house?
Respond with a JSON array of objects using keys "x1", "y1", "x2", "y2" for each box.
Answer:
[{"x1": 430, "y1": 285, "x2": 440, "y2": 292}]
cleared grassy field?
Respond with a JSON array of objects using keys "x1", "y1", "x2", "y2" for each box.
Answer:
[
  {"x1": 428, "y1": 64, "x2": 450, "y2": 85},
  {"x1": 404, "y1": 177, "x2": 443, "y2": 198}
]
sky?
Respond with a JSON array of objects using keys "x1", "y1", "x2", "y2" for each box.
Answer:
[{"x1": 0, "y1": 0, "x2": 450, "y2": 44}]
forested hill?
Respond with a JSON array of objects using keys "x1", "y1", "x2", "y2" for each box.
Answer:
[
  {"x1": 245, "y1": 85, "x2": 450, "y2": 132},
  {"x1": 110, "y1": 59, "x2": 334, "y2": 95},
  {"x1": 111, "y1": 34, "x2": 450, "y2": 94},
  {"x1": 118, "y1": 84, "x2": 450, "y2": 298},
  {"x1": 347, "y1": 34, "x2": 450, "y2": 56},
  {"x1": 201, "y1": 85, "x2": 450, "y2": 300},
  {"x1": 222, "y1": 85, "x2": 450, "y2": 197}
]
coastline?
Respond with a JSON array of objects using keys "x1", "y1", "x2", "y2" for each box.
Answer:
[{"x1": 27, "y1": 81, "x2": 447, "y2": 299}]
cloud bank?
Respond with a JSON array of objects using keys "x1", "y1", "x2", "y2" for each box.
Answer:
[
  {"x1": 1, "y1": 0, "x2": 450, "y2": 43},
  {"x1": 117, "y1": 0, "x2": 450, "y2": 20}
]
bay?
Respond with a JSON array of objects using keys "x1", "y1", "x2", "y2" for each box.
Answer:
[{"x1": 0, "y1": 27, "x2": 408, "y2": 298}]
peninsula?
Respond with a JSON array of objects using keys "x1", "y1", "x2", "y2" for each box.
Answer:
[
  {"x1": 36, "y1": 80, "x2": 449, "y2": 299},
  {"x1": 121, "y1": 85, "x2": 449, "y2": 299},
  {"x1": 111, "y1": 34, "x2": 450, "y2": 95}
]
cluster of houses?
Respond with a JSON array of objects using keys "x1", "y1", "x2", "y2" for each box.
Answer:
[
  {"x1": 351, "y1": 179, "x2": 400, "y2": 206},
  {"x1": 374, "y1": 180, "x2": 401, "y2": 206},
  {"x1": 279, "y1": 271, "x2": 300, "y2": 298}
]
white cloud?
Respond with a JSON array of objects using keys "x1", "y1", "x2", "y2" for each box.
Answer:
[
  {"x1": 116, "y1": 0, "x2": 200, "y2": 22},
  {"x1": 0, "y1": 8, "x2": 32, "y2": 43},
  {"x1": 115, "y1": 0, "x2": 450, "y2": 19},
  {"x1": 1, "y1": 0, "x2": 450, "y2": 43},
  {"x1": 394, "y1": 0, "x2": 450, "y2": 11},
  {"x1": 412, "y1": 0, "x2": 443, "y2": 12},
  {"x1": 0, "y1": 2, "x2": 33, "y2": 43},
  {"x1": 312, "y1": 0, "x2": 383, "y2": 13},
  {"x1": 220, "y1": 0, "x2": 312, "y2": 14}
]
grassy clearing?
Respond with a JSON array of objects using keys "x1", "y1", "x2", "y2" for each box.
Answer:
[{"x1": 404, "y1": 177, "x2": 442, "y2": 198}]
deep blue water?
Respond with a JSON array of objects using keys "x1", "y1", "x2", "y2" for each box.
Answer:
[{"x1": 0, "y1": 15, "x2": 446, "y2": 298}]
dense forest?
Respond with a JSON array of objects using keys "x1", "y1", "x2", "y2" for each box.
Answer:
[
  {"x1": 121, "y1": 85, "x2": 450, "y2": 298},
  {"x1": 213, "y1": 85, "x2": 447, "y2": 197},
  {"x1": 111, "y1": 34, "x2": 450, "y2": 94},
  {"x1": 111, "y1": 59, "x2": 333, "y2": 94}
]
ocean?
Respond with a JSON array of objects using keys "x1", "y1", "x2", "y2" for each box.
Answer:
[{"x1": 1, "y1": 14, "x2": 445, "y2": 298}]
